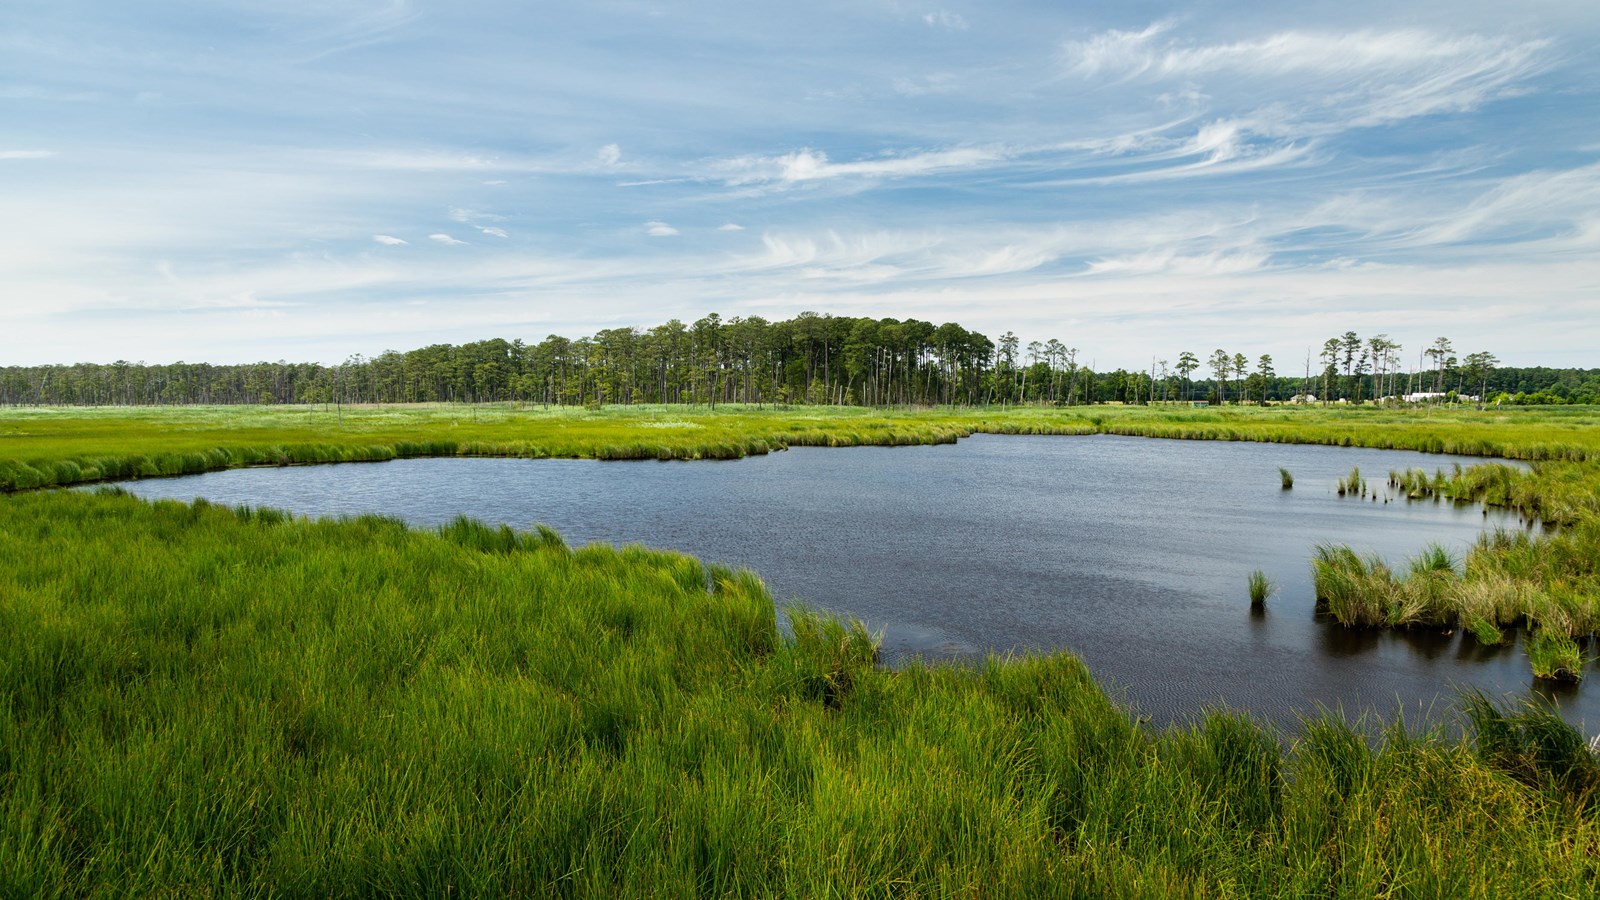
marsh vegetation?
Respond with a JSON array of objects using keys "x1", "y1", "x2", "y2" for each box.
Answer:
[
  {"x1": 2, "y1": 488, "x2": 1599, "y2": 896},
  {"x1": 1248, "y1": 569, "x2": 1277, "y2": 608},
  {"x1": 5, "y1": 402, "x2": 1600, "y2": 894},
  {"x1": 1313, "y1": 455, "x2": 1600, "y2": 681}
]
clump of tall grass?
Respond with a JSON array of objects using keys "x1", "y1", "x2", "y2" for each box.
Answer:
[
  {"x1": 1247, "y1": 569, "x2": 1276, "y2": 608},
  {"x1": 1463, "y1": 691, "x2": 1600, "y2": 805},
  {"x1": 1526, "y1": 629, "x2": 1586, "y2": 683},
  {"x1": 1336, "y1": 466, "x2": 1365, "y2": 497},
  {"x1": 1312, "y1": 544, "x2": 1395, "y2": 627},
  {"x1": 1446, "y1": 462, "x2": 1524, "y2": 507},
  {"x1": 1312, "y1": 543, "x2": 1459, "y2": 628},
  {"x1": 1278, "y1": 467, "x2": 1293, "y2": 489},
  {"x1": 1389, "y1": 467, "x2": 1443, "y2": 500},
  {"x1": 1452, "y1": 574, "x2": 1532, "y2": 645},
  {"x1": 1400, "y1": 543, "x2": 1459, "y2": 626}
]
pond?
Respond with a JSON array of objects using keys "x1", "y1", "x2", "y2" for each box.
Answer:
[{"x1": 104, "y1": 433, "x2": 1592, "y2": 730}]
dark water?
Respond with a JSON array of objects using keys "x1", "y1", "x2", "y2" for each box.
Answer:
[{"x1": 104, "y1": 434, "x2": 1594, "y2": 731}]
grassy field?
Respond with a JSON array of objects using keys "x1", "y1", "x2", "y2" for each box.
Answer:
[
  {"x1": 4, "y1": 402, "x2": 1600, "y2": 895},
  {"x1": 5, "y1": 401, "x2": 1600, "y2": 493}
]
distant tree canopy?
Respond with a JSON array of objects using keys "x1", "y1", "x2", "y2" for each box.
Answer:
[{"x1": 2, "y1": 314, "x2": 1594, "y2": 407}]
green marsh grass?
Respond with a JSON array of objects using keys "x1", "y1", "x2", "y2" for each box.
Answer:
[
  {"x1": 1336, "y1": 465, "x2": 1366, "y2": 497},
  {"x1": 1526, "y1": 629, "x2": 1586, "y2": 683},
  {"x1": 6, "y1": 403, "x2": 1600, "y2": 891},
  {"x1": 1278, "y1": 466, "x2": 1293, "y2": 489},
  {"x1": 1248, "y1": 568, "x2": 1276, "y2": 607},
  {"x1": 4, "y1": 488, "x2": 1600, "y2": 896},
  {"x1": 6, "y1": 402, "x2": 1600, "y2": 493},
  {"x1": 1463, "y1": 691, "x2": 1600, "y2": 804}
]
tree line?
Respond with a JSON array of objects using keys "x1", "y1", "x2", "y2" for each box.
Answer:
[{"x1": 2, "y1": 313, "x2": 1594, "y2": 407}]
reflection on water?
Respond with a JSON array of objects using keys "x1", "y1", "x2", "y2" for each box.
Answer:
[
  {"x1": 1315, "y1": 621, "x2": 1380, "y2": 659},
  {"x1": 102, "y1": 433, "x2": 1592, "y2": 731},
  {"x1": 1533, "y1": 676, "x2": 1582, "y2": 710}
]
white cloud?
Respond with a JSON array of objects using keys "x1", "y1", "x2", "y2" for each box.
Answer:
[
  {"x1": 449, "y1": 207, "x2": 506, "y2": 223},
  {"x1": 372, "y1": 234, "x2": 407, "y2": 245},
  {"x1": 1084, "y1": 137, "x2": 1316, "y2": 185},
  {"x1": 328, "y1": 149, "x2": 550, "y2": 173},
  {"x1": 713, "y1": 145, "x2": 1006, "y2": 186},
  {"x1": 1063, "y1": 20, "x2": 1175, "y2": 79},
  {"x1": 478, "y1": 226, "x2": 509, "y2": 238},
  {"x1": 1063, "y1": 25, "x2": 1550, "y2": 127},
  {"x1": 1084, "y1": 250, "x2": 1270, "y2": 277},
  {"x1": 645, "y1": 221, "x2": 679, "y2": 237},
  {"x1": 718, "y1": 223, "x2": 745, "y2": 232},
  {"x1": 0, "y1": 150, "x2": 56, "y2": 160},
  {"x1": 951, "y1": 245, "x2": 1057, "y2": 277},
  {"x1": 1348, "y1": 161, "x2": 1600, "y2": 248},
  {"x1": 923, "y1": 11, "x2": 968, "y2": 31},
  {"x1": 1068, "y1": 25, "x2": 1539, "y2": 80},
  {"x1": 598, "y1": 143, "x2": 622, "y2": 166},
  {"x1": 429, "y1": 233, "x2": 466, "y2": 245}
]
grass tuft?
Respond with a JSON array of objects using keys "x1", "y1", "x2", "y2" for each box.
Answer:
[
  {"x1": 1336, "y1": 465, "x2": 1365, "y2": 497},
  {"x1": 1526, "y1": 629, "x2": 1586, "y2": 683},
  {"x1": 1248, "y1": 569, "x2": 1276, "y2": 607}
]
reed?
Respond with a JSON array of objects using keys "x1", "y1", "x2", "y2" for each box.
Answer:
[{"x1": 1279, "y1": 467, "x2": 1294, "y2": 489}]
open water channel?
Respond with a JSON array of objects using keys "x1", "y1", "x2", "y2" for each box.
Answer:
[{"x1": 105, "y1": 433, "x2": 1595, "y2": 730}]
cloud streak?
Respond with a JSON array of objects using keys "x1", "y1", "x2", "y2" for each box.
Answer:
[
  {"x1": 709, "y1": 146, "x2": 1008, "y2": 187},
  {"x1": 1064, "y1": 25, "x2": 1552, "y2": 127}
]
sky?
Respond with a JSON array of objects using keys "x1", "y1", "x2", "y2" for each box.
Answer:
[{"x1": 3, "y1": 1, "x2": 1598, "y2": 370}]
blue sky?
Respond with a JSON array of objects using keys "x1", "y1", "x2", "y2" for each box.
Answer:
[{"x1": 3, "y1": 1, "x2": 1597, "y2": 369}]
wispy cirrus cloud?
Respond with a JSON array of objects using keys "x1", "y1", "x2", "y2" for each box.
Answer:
[
  {"x1": 1084, "y1": 249, "x2": 1270, "y2": 277},
  {"x1": 709, "y1": 145, "x2": 1007, "y2": 187},
  {"x1": 1, "y1": 149, "x2": 56, "y2": 160},
  {"x1": 1064, "y1": 24, "x2": 1552, "y2": 127},
  {"x1": 428, "y1": 233, "x2": 466, "y2": 245},
  {"x1": 372, "y1": 234, "x2": 407, "y2": 245}
]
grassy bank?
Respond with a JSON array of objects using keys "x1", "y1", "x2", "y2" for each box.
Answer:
[
  {"x1": 5, "y1": 402, "x2": 1600, "y2": 493},
  {"x1": 3, "y1": 488, "x2": 1598, "y2": 897}
]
